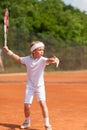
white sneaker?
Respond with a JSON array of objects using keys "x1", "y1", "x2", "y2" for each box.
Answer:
[
  {"x1": 45, "y1": 125, "x2": 52, "y2": 130},
  {"x1": 20, "y1": 120, "x2": 30, "y2": 129}
]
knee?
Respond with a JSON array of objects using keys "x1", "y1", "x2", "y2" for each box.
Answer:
[
  {"x1": 40, "y1": 101, "x2": 48, "y2": 110},
  {"x1": 24, "y1": 104, "x2": 31, "y2": 110}
]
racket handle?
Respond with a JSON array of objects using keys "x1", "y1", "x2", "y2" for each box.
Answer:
[{"x1": 4, "y1": 32, "x2": 7, "y2": 46}]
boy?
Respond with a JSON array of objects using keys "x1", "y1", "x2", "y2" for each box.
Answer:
[{"x1": 3, "y1": 41, "x2": 59, "y2": 130}]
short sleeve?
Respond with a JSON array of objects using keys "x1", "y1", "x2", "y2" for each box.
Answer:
[
  {"x1": 20, "y1": 57, "x2": 27, "y2": 64},
  {"x1": 41, "y1": 57, "x2": 49, "y2": 66}
]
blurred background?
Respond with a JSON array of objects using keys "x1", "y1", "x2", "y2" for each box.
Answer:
[{"x1": 0, "y1": 0, "x2": 87, "y2": 73}]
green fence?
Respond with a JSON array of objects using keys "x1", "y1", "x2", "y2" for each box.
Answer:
[{"x1": 0, "y1": 26, "x2": 87, "y2": 73}]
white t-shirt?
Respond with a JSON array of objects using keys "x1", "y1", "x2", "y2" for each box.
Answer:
[{"x1": 20, "y1": 56, "x2": 48, "y2": 86}]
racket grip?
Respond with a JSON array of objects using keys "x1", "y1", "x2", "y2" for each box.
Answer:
[{"x1": 4, "y1": 33, "x2": 7, "y2": 46}]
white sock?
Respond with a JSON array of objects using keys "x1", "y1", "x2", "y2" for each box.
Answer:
[
  {"x1": 44, "y1": 117, "x2": 50, "y2": 126},
  {"x1": 26, "y1": 117, "x2": 30, "y2": 123}
]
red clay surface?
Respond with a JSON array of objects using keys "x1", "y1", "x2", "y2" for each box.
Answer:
[{"x1": 0, "y1": 71, "x2": 87, "y2": 130}]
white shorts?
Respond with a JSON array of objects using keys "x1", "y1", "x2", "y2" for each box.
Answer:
[{"x1": 24, "y1": 81, "x2": 46, "y2": 104}]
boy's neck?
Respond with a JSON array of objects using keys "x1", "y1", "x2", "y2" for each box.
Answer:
[{"x1": 31, "y1": 54, "x2": 41, "y2": 59}]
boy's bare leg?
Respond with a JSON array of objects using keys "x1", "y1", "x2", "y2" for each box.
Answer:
[
  {"x1": 24, "y1": 104, "x2": 31, "y2": 118},
  {"x1": 39, "y1": 100, "x2": 49, "y2": 118},
  {"x1": 39, "y1": 100, "x2": 52, "y2": 130},
  {"x1": 20, "y1": 104, "x2": 31, "y2": 129}
]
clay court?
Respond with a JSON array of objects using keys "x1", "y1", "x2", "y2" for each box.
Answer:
[{"x1": 0, "y1": 71, "x2": 87, "y2": 130}]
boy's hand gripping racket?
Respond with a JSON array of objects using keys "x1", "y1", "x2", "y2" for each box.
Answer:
[{"x1": 4, "y1": 8, "x2": 9, "y2": 46}]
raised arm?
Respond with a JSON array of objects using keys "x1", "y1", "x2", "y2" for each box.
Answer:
[
  {"x1": 47, "y1": 56, "x2": 59, "y2": 68},
  {"x1": 3, "y1": 45, "x2": 21, "y2": 62}
]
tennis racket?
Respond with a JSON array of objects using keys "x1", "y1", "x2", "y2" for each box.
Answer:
[{"x1": 4, "y1": 8, "x2": 9, "y2": 46}]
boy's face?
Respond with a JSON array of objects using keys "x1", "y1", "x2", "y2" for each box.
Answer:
[{"x1": 32, "y1": 46, "x2": 45, "y2": 58}]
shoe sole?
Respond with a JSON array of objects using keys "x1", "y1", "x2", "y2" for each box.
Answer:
[
  {"x1": 45, "y1": 126, "x2": 52, "y2": 130},
  {"x1": 20, "y1": 124, "x2": 30, "y2": 129}
]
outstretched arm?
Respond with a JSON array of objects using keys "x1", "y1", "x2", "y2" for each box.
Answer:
[
  {"x1": 47, "y1": 56, "x2": 59, "y2": 68},
  {"x1": 3, "y1": 45, "x2": 21, "y2": 62}
]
